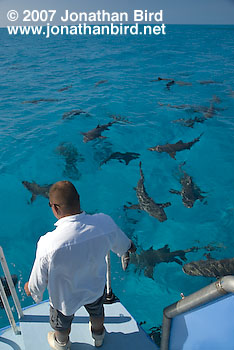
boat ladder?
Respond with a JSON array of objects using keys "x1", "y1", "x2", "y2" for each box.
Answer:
[{"x1": 0, "y1": 246, "x2": 24, "y2": 334}]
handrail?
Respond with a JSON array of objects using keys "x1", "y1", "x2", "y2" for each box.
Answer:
[
  {"x1": 105, "y1": 251, "x2": 118, "y2": 303},
  {"x1": 106, "y1": 252, "x2": 112, "y2": 298},
  {"x1": 0, "y1": 246, "x2": 24, "y2": 334}
]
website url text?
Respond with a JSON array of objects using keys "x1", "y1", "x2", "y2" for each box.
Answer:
[{"x1": 7, "y1": 23, "x2": 166, "y2": 37}]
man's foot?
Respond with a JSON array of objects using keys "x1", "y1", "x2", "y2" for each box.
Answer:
[
  {"x1": 47, "y1": 331, "x2": 71, "y2": 350},
  {"x1": 89, "y1": 321, "x2": 105, "y2": 347}
]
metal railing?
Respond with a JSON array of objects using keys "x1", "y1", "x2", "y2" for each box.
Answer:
[
  {"x1": 106, "y1": 252, "x2": 111, "y2": 296},
  {"x1": 160, "y1": 275, "x2": 234, "y2": 350},
  {"x1": 0, "y1": 246, "x2": 24, "y2": 335}
]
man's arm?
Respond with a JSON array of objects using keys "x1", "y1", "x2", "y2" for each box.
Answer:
[
  {"x1": 107, "y1": 216, "x2": 136, "y2": 271},
  {"x1": 109, "y1": 224, "x2": 132, "y2": 257},
  {"x1": 25, "y1": 252, "x2": 48, "y2": 303}
]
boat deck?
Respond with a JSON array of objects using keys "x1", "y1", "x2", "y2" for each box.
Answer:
[
  {"x1": 169, "y1": 293, "x2": 234, "y2": 350},
  {"x1": 0, "y1": 299, "x2": 158, "y2": 350}
]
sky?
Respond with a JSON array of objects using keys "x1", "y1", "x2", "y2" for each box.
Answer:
[{"x1": 0, "y1": 0, "x2": 234, "y2": 27}]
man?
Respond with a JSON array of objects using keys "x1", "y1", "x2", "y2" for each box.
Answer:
[{"x1": 24, "y1": 180, "x2": 136, "y2": 350}]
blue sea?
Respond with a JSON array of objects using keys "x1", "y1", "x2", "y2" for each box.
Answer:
[{"x1": 0, "y1": 25, "x2": 234, "y2": 339}]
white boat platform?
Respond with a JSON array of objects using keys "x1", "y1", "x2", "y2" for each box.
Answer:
[{"x1": 0, "y1": 299, "x2": 158, "y2": 350}]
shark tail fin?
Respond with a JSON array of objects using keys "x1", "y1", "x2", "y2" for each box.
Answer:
[
  {"x1": 195, "y1": 132, "x2": 204, "y2": 142},
  {"x1": 199, "y1": 132, "x2": 204, "y2": 139},
  {"x1": 139, "y1": 162, "x2": 144, "y2": 180}
]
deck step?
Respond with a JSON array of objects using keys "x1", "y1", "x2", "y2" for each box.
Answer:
[{"x1": 19, "y1": 300, "x2": 157, "y2": 350}]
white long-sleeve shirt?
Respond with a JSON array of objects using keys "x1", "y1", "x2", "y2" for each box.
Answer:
[{"x1": 28, "y1": 212, "x2": 131, "y2": 316}]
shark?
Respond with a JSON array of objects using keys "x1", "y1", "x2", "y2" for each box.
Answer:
[
  {"x1": 183, "y1": 257, "x2": 234, "y2": 278},
  {"x1": 22, "y1": 98, "x2": 63, "y2": 104},
  {"x1": 81, "y1": 115, "x2": 130, "y2": 143},
  {"x1": 150, "y1": 77, "x2": 173, "y2": 82},
  {"x1": 62, "y1": 109, "x2": 88, "y2": 120},
  {"x1": 150, "y1": 78, "x2": 192, "y2": 86},
  {"x1": 130, "y1": 245, "x2": 198, "y2": 279},
  {"x1": 81, "y1": 121, "x2": 116, "y2": 143},
  {"x1": 172, "y1": 116, "x2": 205, "y2": 128},
  {"x1": 203, "y1": 102, "x2": 216, "y2": 119},
  {"x1": 56, "y1": 142, "x2": 84, "y2": 163},
  {"x1": 56, "y1": 142, "x2": 84, "y2": 180},
  {"x1": 175, "y1": 81, "x2": 192, "y2": 86},
  {"x1": 158, "y1": 102, "x2": 223, "y2": 115},
  {"x1": 100, "y1": 152, "x2": 140, "y2": 166},
  {"x1": 169, "y1": 163, "x2": 206, "y2": 208},
  {"x1": 95, "y1": 80, "x2": 108, "y2": 87},
  {"x1": 124, "y1": 162, "x2": 171, "y2": 222},
  {"x1": 22, "y1": 181, "x2": 52, "y2": 204},
  {"x1": 199, "y1": 80, "x2": 221, "y2": 85},
  {"x1": 57, "y1": 84, "x2": 72, "y2": 92},
  {"x1": 148, "y1": 133, "x2": 203, "y2": 160}
]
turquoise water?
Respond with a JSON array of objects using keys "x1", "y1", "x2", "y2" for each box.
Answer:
[{"x1": 0, "y1": 25, "x2": 234, "y2": 336}]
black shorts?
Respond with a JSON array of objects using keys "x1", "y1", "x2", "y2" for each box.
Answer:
[{"x1": 50, "y1": 291, "x2": 106, "y2": 331}]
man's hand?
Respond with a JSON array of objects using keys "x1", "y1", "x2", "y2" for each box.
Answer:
[
  {"x1": 121, "y1": 241, "x2": 137, "y2": 271},
  {"x1": 121, "y1": 251, "x2": 130, "y2": 271},
  {"x1": 24, "y1": 282, "x2": 31, "y2": 296}
]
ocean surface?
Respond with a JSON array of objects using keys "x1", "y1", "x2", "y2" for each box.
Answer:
[{"x1": 0, "y1": 25, "x2": 234, "y2": 340}]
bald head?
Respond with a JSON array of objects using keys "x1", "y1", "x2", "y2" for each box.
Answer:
[{"x1": 49, "y1": 181, "x2": 80, "y2": 216}]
